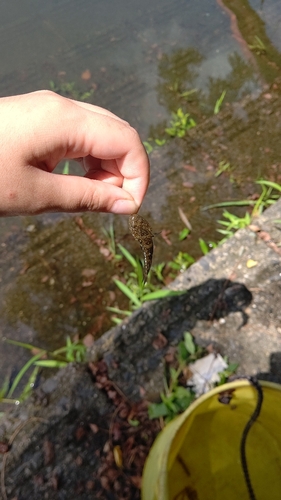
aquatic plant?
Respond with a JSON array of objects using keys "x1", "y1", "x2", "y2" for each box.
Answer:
[
  {"x1": 248, "y1": 36, "x2": 266, "y2": 55},
  {"x1": 165, "y1": 108, "x2": 196, "y2": 138},
  {"x1": 214, "y1": 90, "x2": 226, "y2": 115},
  {"x1": 143, "y1": 138, "x2": 166, "y2": 154},
  {"x1": 215, "y1": 160, "x2": 231, "y2": 177},
  {"x1": 49, "y1": 80, "x2": 94, "y2": 101}
]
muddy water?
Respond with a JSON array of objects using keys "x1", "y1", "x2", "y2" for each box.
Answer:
[{"x1": 0, "y1": 0, "x2": 281, "y2": 400}]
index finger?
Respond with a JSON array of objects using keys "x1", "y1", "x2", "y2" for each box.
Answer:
[{"x1": 63, "y1": 102, "x2": 150, "y2": 207}]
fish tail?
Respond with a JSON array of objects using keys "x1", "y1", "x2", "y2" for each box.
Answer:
[
  {"x1": 142, "y1": 269, "x2": 147, "y2": 284},
  {"x1": 142, "y1": 254, "x2": 150, "y2": 284}
]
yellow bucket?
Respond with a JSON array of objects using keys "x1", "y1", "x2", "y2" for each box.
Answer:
[{"x1": 142, "y1": 380, "x2": 281, "y2": 500}]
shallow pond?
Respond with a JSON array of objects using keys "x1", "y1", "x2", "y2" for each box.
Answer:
[{"x1": 0, "y1": 0, "x2": 281, "y2": 403}]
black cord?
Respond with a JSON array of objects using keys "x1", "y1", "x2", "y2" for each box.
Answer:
[{"x1": 240, "y1": 377, "x2": 264, "y2": 500}]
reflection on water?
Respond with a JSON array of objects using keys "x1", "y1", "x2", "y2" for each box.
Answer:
[
  {"x1": 0, "y1": 0, "x2": 281, "y2": 394},
  {"x1": 0, "y1": 0, "x2": 253, "y2": 133},
  {"x1": 150, "y1": 46, "x2": 258, "y2": 136},
  {"x1": 249, "y1": 0, "x2": 281, "y2": 51},
  {"x1": 2, "y1": 216, "x2": 115, "y2": 345}
]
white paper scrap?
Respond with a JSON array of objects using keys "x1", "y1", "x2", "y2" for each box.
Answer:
[{"x1": 187, "y1": 353, "x2": 228, "y2": 396}]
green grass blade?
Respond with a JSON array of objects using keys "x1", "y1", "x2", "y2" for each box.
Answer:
[
  {"x1": 19, "y1": 366, "x2": 40, "y2": 401},
  {"x1": 135, "y1": 257, "x2": 145, "y2": 287},
  {"x1": 106, "y1": 306, "x2": 132, "y2": 316},
  {"x1": 256, "y1": 180, "x2": 281, "y2": 192},
  {"x1": 5, "y1": 339, "x2": 37, "y2": 351},
  {"x1": 217, "y1": 229, "x2": 232, "y2": 235},
  {"x1": 52, "y1": 346, "x2": 68, "y2": 356},
  {"x1": 7, "y1": 350, "x2": 46, "y2": 397},
  {"x1": 62, "y1": 161, "x2": 70, "y2": 174},
  {"x1": 35, "y1": 360, "x2": 68, "y2": 368},
  {"x1": 114, "y1": 279, "x2": 142, "y2": 307},
  {"x1": 111, "y1": 317, "x2": 123, "y2": 325},
  {"x1": 183, "y1": 332, "x2": 196, "y2": 355},
  {"x1": 0, "y1": 377, "x2": 10, "y2": 400},
  {"x1": 65, "y1": 336, "x2": 75, "y2": 362},
  {"x1": 214, "y1": 90, "x2": 226, "y2": 115},
  {"x1": 142, "y1": 289, "x2": 183, "y2": 302},
  {"x1": 117, "y1": 243, "x2": 138, "y2": 269},
  {"x1": 0, "y1": 399, "x2": 18, "y2": 406},
  {"x1": 202, "y1": 200, "x2": 255, "y2": 211},
  {"x1": 199, "y1": 238, "x2": 209, "y2": 255}
]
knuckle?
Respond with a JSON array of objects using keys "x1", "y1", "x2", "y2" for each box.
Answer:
[
  {"x1": 128, "y1": 126, "x2": 140, "y2": 143},
  {"x1": 80, "y1": 184, "x2": 103, "y2": 212}
]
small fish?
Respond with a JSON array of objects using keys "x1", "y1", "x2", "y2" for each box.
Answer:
[{"x1": 129, "y1": 214, "x2": 154, "y2": 283}]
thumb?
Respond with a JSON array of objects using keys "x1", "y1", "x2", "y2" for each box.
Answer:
[{"x1": 31, "y1": 170, "x2": 138, "y2": 215}]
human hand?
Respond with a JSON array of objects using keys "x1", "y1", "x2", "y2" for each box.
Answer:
[{"x1": 0, "y1": 90, "x2": 150, "y2": 216}]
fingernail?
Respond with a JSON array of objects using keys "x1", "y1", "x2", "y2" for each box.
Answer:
[{"x1": 111, "y1": 199, "x2": 138, "y2": 214}]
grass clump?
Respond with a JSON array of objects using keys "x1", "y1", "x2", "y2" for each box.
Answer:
[{"x1": 0, "y1": 337, "x2": 87, "y2": 406}]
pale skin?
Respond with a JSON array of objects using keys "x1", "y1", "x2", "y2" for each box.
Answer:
[{"x1": 0, "y1": 90, "x2": 150, "y2": 216}]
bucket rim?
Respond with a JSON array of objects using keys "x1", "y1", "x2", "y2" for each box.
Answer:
[{"x1": 164, "y1": 378, "x2": 281, "y2": 432}]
